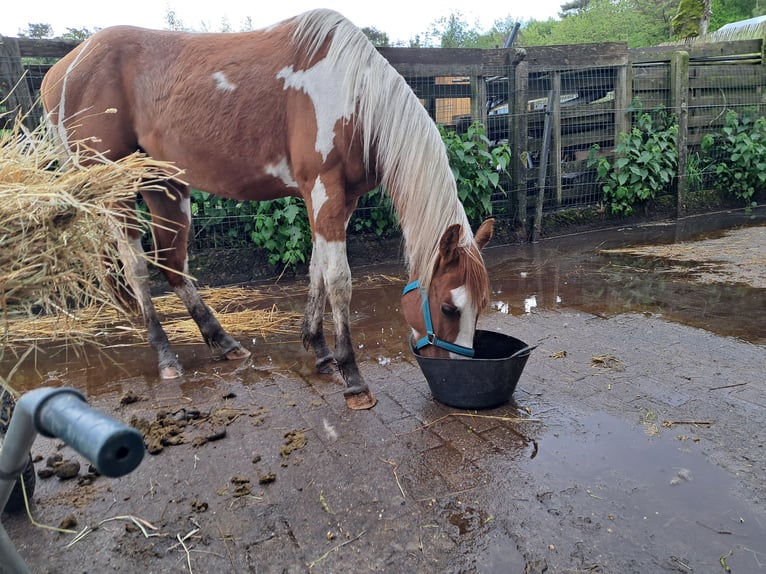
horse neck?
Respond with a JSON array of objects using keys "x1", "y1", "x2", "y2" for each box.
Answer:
[
  {"x1": 377, "y1": 112, "x2": 472, "y2": 289},
  {"x1": 290, "y1": 10, "x2": 473, "y2": 288}
]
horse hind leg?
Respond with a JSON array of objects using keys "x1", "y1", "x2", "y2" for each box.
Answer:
[
  {"x1": 143, "y1": 184, "x2": 250, "y2": 366},
  {"x1": 113, "y1": 228, "x2": 183, "y2": 379}
]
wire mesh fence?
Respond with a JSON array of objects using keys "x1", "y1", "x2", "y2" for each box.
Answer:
[{"x1": 3, "y1": 36, "x2": 766, "y2": 249}]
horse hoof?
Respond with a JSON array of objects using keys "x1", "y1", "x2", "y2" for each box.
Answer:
[
  {"x1": 225, "y1": 346, "x2": 251, "y2": 360},
  {"x1": 345, "y1": 390, "x2": 377, "y2": 410},
  {"x1": 160, "y1": 365, "x2": 183, "y2": 379}
]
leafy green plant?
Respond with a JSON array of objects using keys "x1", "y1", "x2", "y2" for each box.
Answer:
[
  {"x1": 440, "y1": 122, "x2": 511, "y2": 223},
  {"x1": 700, "y1": 109, "x2": 766, "y2": 203},
  {"x1": 589, "y1": 106, "x2": 678, "y2": 215},
  {"x1": 350, "y1": 188, "x2": 399, "y2": 237},
  {"x1": 686, "y1": 150, "x2": 704, "y2": 194},
  {"x1": 189, "y1": 190, "x2": 310, "y2": 269},
  {"x1": 249, "y1": 197, "x2": 312, "y2": 268}
]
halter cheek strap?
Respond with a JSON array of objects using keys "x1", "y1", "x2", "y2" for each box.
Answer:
[{"x1": 402, "y1": 280, "x2": 475, "y2": 357}]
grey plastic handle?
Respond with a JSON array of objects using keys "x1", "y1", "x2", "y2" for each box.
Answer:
[{"x1": 24, "y1": 388, "x2": 144, "y2": 478}]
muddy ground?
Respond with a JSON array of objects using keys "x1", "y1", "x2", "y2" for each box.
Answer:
[{"x1": 2, "y1": 214, "x2": 765, "y2": 573}]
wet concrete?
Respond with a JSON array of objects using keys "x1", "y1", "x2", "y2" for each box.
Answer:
[{"x1": 1, "y1": 212, "x2": 765, "y2": 573}]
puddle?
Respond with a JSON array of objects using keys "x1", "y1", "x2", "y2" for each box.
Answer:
[
  {"x1": 484, "y1": 216, "x2": 766, "y2": 345},
  {"x1": 1, "y1": 212, "x2": 764, "y2": 572},
  {"x1": 523, "y1": 412, "x2": 766, "y2": 571},
  {"x1": 3, "y1": 214, "x2": 765, "y2": 391}
]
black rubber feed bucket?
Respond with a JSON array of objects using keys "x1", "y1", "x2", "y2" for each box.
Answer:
[{"x1": 411, "y1": 330, "x2": 535, "y2": 409}]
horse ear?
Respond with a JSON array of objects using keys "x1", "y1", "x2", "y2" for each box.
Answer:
[
  {"x1": 475, "y1": 218, "x2": 494, "y2": 251},
  {"x1": 439, "y1": 224, "x2": 463, "y2": 265}
]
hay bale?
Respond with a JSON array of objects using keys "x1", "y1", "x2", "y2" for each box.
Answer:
[{"x1": 0, "y1": 118, "x2": 182, "y2": 349}]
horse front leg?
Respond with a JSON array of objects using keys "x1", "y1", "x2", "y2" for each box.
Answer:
[
  {"x1": 301, "y1": 248, "x2": 335, "y2": 374},
  {"x1": 313, "y1": 236, "x2": 377, "y2": 410}
]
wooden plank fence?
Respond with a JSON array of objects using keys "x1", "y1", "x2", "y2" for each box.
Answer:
[{"x1": 2, "y1": 33, "x2": 765, "y2": 239}]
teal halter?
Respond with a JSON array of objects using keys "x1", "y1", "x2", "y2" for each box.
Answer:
[{"x1": 402, "y1": 280, "x2": 475, "y2": 357}]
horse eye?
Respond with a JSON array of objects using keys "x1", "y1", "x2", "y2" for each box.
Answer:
[{"x1": 441, "y1": 303, "x2": 460, "y2": 318}]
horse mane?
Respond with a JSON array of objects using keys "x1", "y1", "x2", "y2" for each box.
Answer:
[{"x1": 290, "y1": 10, "x2": 484, "y2": 296}]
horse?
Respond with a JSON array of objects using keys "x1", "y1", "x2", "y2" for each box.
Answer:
[{"x1": 40, "y1": 9, "x2": 494, "y2": 410}]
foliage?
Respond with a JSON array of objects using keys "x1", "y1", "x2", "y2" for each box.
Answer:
[
  {"x1": 17, "y1": 24, "x2": 53, "y2": 38},
  {"x1": 249, "y1": 197, "x2": 312, "y2": 268},
  {"x1": 521, "y1": 0, "x2": 678, "y2": 47},
  {"x1": 189, "y1": 190, "x2": 311, "y2": 269},
  {"x1": 361, "y1": 27, "x2": 390, "y2": 47},
  {"x1": 589, "y1": 105, "x2": 678, "y2": 215},
  {"x1": 672, "y1": 0, "x2": 707, "y2": 37},
  {"x1": 61, "y1": 28, "x2": 94, "y2": 41},
  {"x1": 700, "y1": 109, "x2": 766, "y2": 203},
  {"x1": 440, "y1": 122, "x2": 511, "y2": 223},
  {"x1": 350, "y1": 190, "x2": 399, "y2": 237},
  {"x1": 426, "y1": 12, "x2": 482, "y2": 47}
]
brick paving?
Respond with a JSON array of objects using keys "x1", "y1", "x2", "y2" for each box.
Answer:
[{"x1": 3, "y1": 307, "x2": 766, "y2": 572}]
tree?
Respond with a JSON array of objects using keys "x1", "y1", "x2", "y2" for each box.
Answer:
[
  {"x1": 672, "y1": 0, "x2": 709, "y2": 37},
  {"x1": 361, "y1": 27, "x2": 390, "y2": 47},
  {"x1": 560, "y1": 0, "x2": 591, "y2": 17},
  {"x1": 18, "y1": 24, "x2": 53, "y2": 38},
  {"x1": 164, "y1": 6, "x2": 187, "y2": 31},
  {"x1": 428, "y1": 12, "x2": 481, "y2": 47},
  {"x1": 61, "y1": 28, "x2": 94, "y2": 42}
]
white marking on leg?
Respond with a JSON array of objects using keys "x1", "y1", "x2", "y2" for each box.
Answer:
[
  {"x1": 450, "y1": 285, "x2": 476, "y2": 359},
  {"x1": 173, "y1": 280, "x2": 201, "y2": 309},
  {"x1": 314, "y1": 235, "x2": 351, "y2": 340},
  {"x1": 311, "y1": 177, "x2": 328, "y2": 223},
  {"x1": 212, "y1": 71, "x2": 237, "y2": 92},
  {"x1": 179, "y1": 196, "x2": 192, "y2": 274},
  {"x1": 265, "y1": 157, "x2": 299, "y2": 188},
  {"x1": 277, "y1": 59, "x2": 354, "y2": 162},
  {"x1": 115, "y1": 235, "x2": 150, "y2": 314}
]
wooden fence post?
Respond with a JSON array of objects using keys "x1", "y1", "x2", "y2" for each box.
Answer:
[
  {"x1": 614, "y1": 63, "x2": 631, "y2": 142},
  {"x1": 0, "y1": 36, "x2": 40, "y2": 129},
  {"x1": 671, "y1": 50, "x2": 689, "y2": 217},
  {"x1": 511, "y1": 56, "x2": 529, "y2": 237}
]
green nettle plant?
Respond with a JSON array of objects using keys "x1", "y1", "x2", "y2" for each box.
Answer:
[
  {"x1": 249, "y1": 197, "x2": 312, "y2": 268},
  {"x1": 350, "y1": 189, "x2": 399, "y2": 237},
  {"x1": 700, "y1": 109, "x2": 766, "y2": 203},
  {"x1": 589, "y1": 107, "x2": 678, "y2": 215},
  {"x1": 440, "y1": 122, "x2": 511, "y2": 223}
]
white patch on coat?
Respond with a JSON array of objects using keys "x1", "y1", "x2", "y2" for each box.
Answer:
[
  {"x1": 451, "y1": 285, "x2": 468, "y2": 310},
  {"x1": 56, "y1": 37, "x2": 93, "y2": 148},
  {"x1": 212, "y1": 71, "x2": 237, "y2": 92},
  {"x1": 311, "y1": 177, "x2": 328, "y2": 223},
  {"x1": 322, "y1": 418, "x2": 338, "y2": 441},
  {"x1": 265, "y1": 158, "x2": 299, "y2": 188},
  {"x1": 450, "y1": 284, "x2": 476, "y2": 359},
  {"x1": 276, "y1": 58, "x2": 353, "y2": 162}
]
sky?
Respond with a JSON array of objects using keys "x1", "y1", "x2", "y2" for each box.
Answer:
[{"x1": 1, "y1": 1, "x2": 562, "y2": 43}]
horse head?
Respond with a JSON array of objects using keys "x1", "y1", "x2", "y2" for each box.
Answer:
[{"x1": 402, "y1": 218, "x2": 494, "y2": 358}]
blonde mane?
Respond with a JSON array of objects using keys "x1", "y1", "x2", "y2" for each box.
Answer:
[{"x1": 291, "y1": 9, "x2": 477, "y2": 290}]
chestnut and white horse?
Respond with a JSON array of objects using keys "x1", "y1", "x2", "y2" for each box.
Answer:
[{"x1": 41, "y1": 9, "x2": 493, "y2": 409}]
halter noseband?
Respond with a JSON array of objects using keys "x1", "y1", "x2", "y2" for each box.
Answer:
[{"x1": 402, "y1": 280, "x2": 475, "y2": 357}]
